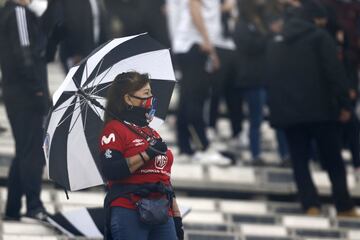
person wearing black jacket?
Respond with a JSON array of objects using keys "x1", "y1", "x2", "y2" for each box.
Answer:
[
  {"x1": 42, "y1": 0, "x2": 109, "y2": 72},
  {"x1": 234, "y1": 0, "x2": 289, "y2": 165},
  {"x1": 266, "y1": 14, "x2": 357, "y2": 216},
  {"x1": 105, "y1": 0, "x2": 170, "y2": 47},
  {"x1": 0, "y1": 0, "x2": 50, "y2": 220},
  {"x1": 104, "y1": 0, "x2": 143, "y2": 37},
  {"x1": 234, "y1": 0, "x2": 268, "y2": 165},
  {"x1": 316, "y1": 0, "x2": 360, "y2": 172}
]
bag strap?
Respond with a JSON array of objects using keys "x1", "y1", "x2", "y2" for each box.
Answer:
[
  {"x1": 104, "y1": 182, "x2": 174, "y2": 208},
  {"x1": 120, "y1": 120, "x2": 154, "y2": 142}
]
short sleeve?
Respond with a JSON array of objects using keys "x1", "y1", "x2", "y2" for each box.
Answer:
[{"x1": 99, "y1": 122, "x2": 125, "y2": 153}]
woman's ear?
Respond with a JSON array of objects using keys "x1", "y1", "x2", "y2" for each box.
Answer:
[{"x1": 124, "y1": 94, "x2": 133, "y2": 106}]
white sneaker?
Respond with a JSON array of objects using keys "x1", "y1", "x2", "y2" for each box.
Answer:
[
  {"x1": 353, "y1": 167, "x2": 360, "y2": 182},
  {"x1": 175, "y1": 153, "x2": 192, "y2": 164},
  {"x1": 239, "y1": 131, "x2": 249, "y2": 147},
  {"x1": 208, "y1": 142, "x2": 227, "y2": 152},
  {"x1": 192, "y1": 149, "x2": 231, "y2": 166}
]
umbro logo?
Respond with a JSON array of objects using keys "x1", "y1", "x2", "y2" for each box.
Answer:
[{"x1": 132, "y1": 139, "x2": 145, "y2": 146}]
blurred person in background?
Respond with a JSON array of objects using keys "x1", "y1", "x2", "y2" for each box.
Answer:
[
  {"x1": 207, "y1": 0, "x2": 244, "y2": 146},
  {"x1": 42, "y1": 0, "x2": 110, "y2": 73},
  {"x1": 104, "y1": 0, "x2": 170, "y2": 48},
  {"x1": 288, "y1": 0, "x2": 360, "y2": 172},
  {"x1": 266, "y1": 2, "x2": 357, "y2": 217},
  {"x1": 168, "y1": 0, "x2": 231, "y2": 165},
  {"x1": 0, "y1": 0, "x2": 7, "y2": 134},
  {"x1": 104, "y1": 0, "x2": 142, "y2": 37},
  {"x1": 317, "y1": 0, "x2": 360, "y2": 173},
  {"x1": 280, "y1": 0, "x2": 302, "y2": 19},
  {"x1": 0, "y1": 0, "x2": 50, "y2": 221},
  {"x1": 234, "y1": 0, "x2": 289, "y2": 166},
  {"x1": 138, "y1": 0, "x2": 170, "y2": 48}
]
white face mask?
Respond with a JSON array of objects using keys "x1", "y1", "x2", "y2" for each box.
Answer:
[{"x1": 27, "y1": 0, "x2": 48, "y2": 17}]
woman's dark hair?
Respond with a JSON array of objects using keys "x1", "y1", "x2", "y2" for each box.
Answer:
[
  {"x1": 238, "y1": 0, "x2": 267, "y2": 34},
  {"x1": 301, "y1": 0, "x2": 328, "y2": 22},
  {"x1": 103, "y1": 71, "x2": 150, "y2": 124},
  {"x1": 238, "y1": 0, "x2": 258, "y2": 22}
]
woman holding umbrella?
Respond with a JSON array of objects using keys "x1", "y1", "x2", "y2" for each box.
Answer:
[{"x1": 99, "y1": 71, "x2": 184, "y2": 240}]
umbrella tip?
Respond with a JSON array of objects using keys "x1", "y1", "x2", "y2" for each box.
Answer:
[{"x1": 64, "y1": 188, "x2": 69, "y2": 200}]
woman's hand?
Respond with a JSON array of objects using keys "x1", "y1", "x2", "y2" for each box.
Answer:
[
  {"x1": 174, "y1": 217, "x2": 184, "y2": 240},
  {"x1": 145, "y1": 139, "x2": 168, "y2": 159},
  {"x1": 172, "y1": 198, "x2": 184, "y2": 239}
]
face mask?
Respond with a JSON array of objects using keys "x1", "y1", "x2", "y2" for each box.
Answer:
[
  {"x1": 146, "y1": 97, "x2": 157, "y2": 122},
  {"x1": 130, "y1": 95, "x2": 157, "y2": 122}
]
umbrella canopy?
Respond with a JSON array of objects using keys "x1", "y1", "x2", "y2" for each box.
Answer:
[
  {"x1": 47, "y1": 207, "x2": 105, "y2": 238},
  {"x1": 43, "y1": 33, "x2": 176, "y2": 191}
]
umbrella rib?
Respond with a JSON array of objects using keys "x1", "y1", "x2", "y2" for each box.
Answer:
[
  {"x1": 89, "y1": 65, "x2": 113, "y2": 95},
  {"x1": 53, "y1": 100, "x2": 79, "y2": 113},
  {"x1": 56, "y1": 99, "x2": 86, "y2": 128},
  {"x1": 90, "y1": 58, "x2": 104, "y2": 90},
  {"x1": 83, "y1": 101, "x2": 90, "y2": 131},
  {"x1": 67, "y1": 101, "x2": 85, "y2": 134},
  {"x1": 85, "y1": 62, "x2": 89, "y2": 87},
  {"x1": 88, "y1": 95, "x2": 104, "y2": 100},
  {"x1": 91, "y1": 83, "x2": 111, "y2": 96},
  {"x1": 91, "y1": 102, "x2": 103, "y2": 119}
]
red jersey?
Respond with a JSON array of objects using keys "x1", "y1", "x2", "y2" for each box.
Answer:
[{"x1": 99, "y1": 120, "x2": 173, "y2": 209}]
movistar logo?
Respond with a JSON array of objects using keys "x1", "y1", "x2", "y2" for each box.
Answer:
[{"x1": 101, "y1": 133, "x2": 115, "y2": 146}]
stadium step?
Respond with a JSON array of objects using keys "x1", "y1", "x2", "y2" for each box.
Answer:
[
  {"x1": 232, "y1": 214, "x2": 277, "y2": 224},
  {"x1": 293, "y1": 229, "x2": 343, "y2": 239},
  {"x1": 3, "y1": 221, "x2": 58, "y2": 235},
  {"x1": 187, "y1": 231, "x2": 237, "y2": 240},
  {"x1": 282, "y1": 215, "x2": 331, "y2": 229},
  {"x1": 219, "y1": 200, "x2": 268, "y2": 215},
  {"x1": 239, "y1": 224, "x2": 288, "y2": 238}
]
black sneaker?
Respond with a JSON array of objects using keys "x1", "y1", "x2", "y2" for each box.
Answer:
[
  {"x1": 244, "y1": 158, "x2": 265, "y2": 167},
  {"x1": 25, "y1": 208, "x2": 49, "y2": 222},
  {"x1": 252, "y1": 158, "x2": 265, "y2": 167},
  {"x1": 279, "y1": 157, "x2": 292, "y2": 168}
]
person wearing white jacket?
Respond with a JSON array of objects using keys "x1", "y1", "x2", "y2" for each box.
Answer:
[{"x1": 167, "y1": 0, "x2": 233, "y2": 165}]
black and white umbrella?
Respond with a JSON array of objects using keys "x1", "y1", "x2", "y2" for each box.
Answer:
[
  {"x1": 43, "y1": 34, "x2": 176, "y2": 191},
  {"x1": 48, "y1": 207, "x2": 105, "y2": 238}
]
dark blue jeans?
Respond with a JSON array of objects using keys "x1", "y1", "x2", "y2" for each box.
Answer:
[
  {"x1": 110, "y1": 207, "x2": 177, "y2": 240},
  {"x1": 242, "y1": 88, "x2": 266, "y2": 159},
  {"x1": 243, "y1": 88, "x2": 289, "y2": 160},
  {"x1": 276, "y1": 129, "x2": 289, "y2": 160}
]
